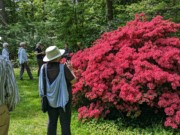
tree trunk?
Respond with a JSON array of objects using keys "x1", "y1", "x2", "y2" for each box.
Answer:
[
  {"x1": 73, "y1": 0, "x2": 78, "y2": 32},
  {"x1": 43, "y1": 0, "x2": 46, "y2": 21},
  {"x1": 106, "y1": 0, "x2": 113, "y2": 21},
  {"x1": 0, "y1": 0, "x2": 7, "y2": 25}
]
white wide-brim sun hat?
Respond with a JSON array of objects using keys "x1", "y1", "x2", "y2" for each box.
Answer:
[{"x1": 43, "y1": 46, "x2": 65, "y2": 62}]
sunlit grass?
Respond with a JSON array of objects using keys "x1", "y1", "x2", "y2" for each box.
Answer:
[{"x1": 8, "y1": 68, "x2": 178, "y2": 135}]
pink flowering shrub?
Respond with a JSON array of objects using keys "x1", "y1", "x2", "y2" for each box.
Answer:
[{"x1": 71, "y1": 14, "x2": 180, "y2": 129}]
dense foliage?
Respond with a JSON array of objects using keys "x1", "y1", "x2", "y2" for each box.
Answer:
[
  {"x1": 71, "y1": 14, "x2": 180, "y2": 129},
  {"x1": 0, "y1": 0, "x2": 180, "y2": 60}
]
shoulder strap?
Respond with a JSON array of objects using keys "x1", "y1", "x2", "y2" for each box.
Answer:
[
  {"x1": 60, "y1": 63, "x2": 65, "y2": 71},
  {"x1": 43, "y1": 64, "x2": 47, "y2": 96}
]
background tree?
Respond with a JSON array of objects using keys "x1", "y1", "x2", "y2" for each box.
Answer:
[
  {"x1": 0, "y1": 0, "x2": 179, "y2": 61},
  {"x1": 0, "y1": 0, "x2": 7, "y2": 26}
]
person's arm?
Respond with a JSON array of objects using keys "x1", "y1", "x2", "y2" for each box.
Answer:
[
  {"x1": 34, "y1": 48, "x2": 45, "y2": 56},
  {"x1": 34, "y1": 51, "x2": 39, "y2": 55},
  {"x1": 34, "y1": 50, "x2": 43, "y2": 56},
  {"x1": 5, "y1": 60, "x2": 20, "y2": 111},
  {"x1": 64, "y1": 61, "x2": 77, "y2": 84},
  {"x1": 18, "y1": 49, "x2": 23, "y2": 64},
  {"x1": 2, "y1": 49, "x2": 9, "y2": 60},
  {"x1": 22, "y1": 49, "x2": 28, "y2": 62}
]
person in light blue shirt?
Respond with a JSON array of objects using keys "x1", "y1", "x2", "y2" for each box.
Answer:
[
  {"x1": 2, "y1": 42, "x2": 10, "y2": 60},
  {"x1": 39, "y1": 46, "x2": 76, "y2": 135},
  {"x1": 18, "y1": 42, "x2": 33, "y2": 80}
]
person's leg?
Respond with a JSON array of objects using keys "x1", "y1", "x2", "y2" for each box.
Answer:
[
  {"x1": 47, "y1": 106, "x2": 59, "y2": 135},
  {"x1": 24, "y1": 62, "x2": 33, "y2": 79},
  {"x1": 59, "y1": 102, "x2": 71, "y2": 135},
  {"x1": 20, "y1": 63, "x2": 24, "y2": 80},
  {"x1": 0, "y1": 104, "x2": 10, "y2": 135}
]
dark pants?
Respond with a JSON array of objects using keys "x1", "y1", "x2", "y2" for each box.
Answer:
[
  {"x1": 20, "y1": 62, "x2": 33, "y2": 79},
  {"x1": 37, "y1": 59, "x2": 43, "y2": 76},
  {"x1": 47, "y1": 102, "x2": 71, "y2": 135}
]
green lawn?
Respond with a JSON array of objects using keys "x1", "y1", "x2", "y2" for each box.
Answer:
[{"x1": 8, "y1": 68, "x2": 178, "y2": 135}]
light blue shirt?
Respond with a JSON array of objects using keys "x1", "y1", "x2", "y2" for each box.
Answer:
[
  {"x1": 2, "y1": 48, "x2": 9, "y2": 60},
  {"x1": 39, "y1": 64, "x2": 69, "y2": 111},
  {"x1": 18, "y1": 47, "x2": 28, "y2": 64},
  {"x1": 0, "y1": 55, "x2": 20, "y2": 110}
]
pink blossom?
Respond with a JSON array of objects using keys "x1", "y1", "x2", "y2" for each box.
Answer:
[
  {"x1": 175, "y1": 111, "x2": 180, "y2": 124},
  {"x1": 164, "y1": 107, "x2": 174, "y2": 116},
  {"x1": 71, "y1": 14, "x2": 180, "y2": 129}
]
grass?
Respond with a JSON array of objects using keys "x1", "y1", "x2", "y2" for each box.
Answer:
[{"x1": 8, "y1": 68, "x2": 179, "y2": 135}]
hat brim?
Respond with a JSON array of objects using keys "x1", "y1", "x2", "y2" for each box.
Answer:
[{"x1": 43, "y1": 49, "x2": 65, "y2": 62}]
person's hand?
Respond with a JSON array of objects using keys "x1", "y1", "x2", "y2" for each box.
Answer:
[
  {"x1": 65, "y1": 60, "x2": 73, "y2": 70},
  {"x1": 66, "y1": 60, "x2": 76, "y2": 79}
]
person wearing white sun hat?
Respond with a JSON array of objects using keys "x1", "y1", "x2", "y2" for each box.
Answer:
[
  {"x1": 43, "y1": 46, "x2": 65, "y2": 62},
  {"x1": 39, "y1": 46, "x2": 76, "y2": 135}
]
